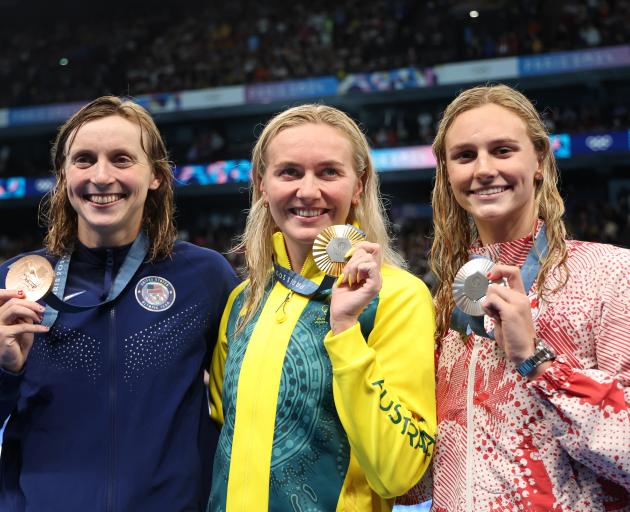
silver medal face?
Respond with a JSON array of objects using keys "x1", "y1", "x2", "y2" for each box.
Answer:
[{"x1": 452, "y1": 257, "x2": 495, "y2": 316}]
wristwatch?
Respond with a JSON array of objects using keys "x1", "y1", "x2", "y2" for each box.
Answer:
[{"x1": 516, "y1": 338, "x2": 556, "y2": 377}]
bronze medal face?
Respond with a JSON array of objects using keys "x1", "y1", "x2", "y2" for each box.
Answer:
[
  {"x1": 312, "y1": 225, "x2": 367, "y2": 276},
  {"x1": 5, "y1": 255, "x2": 54, "y2": 301},
  {"x1": 452, "y1": 257, "x2": 495, "y2": 316}
]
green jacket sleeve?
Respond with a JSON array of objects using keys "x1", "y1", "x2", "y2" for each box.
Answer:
[{"x1": 323, "y1": 266, "x2": 436, "y2": 498}]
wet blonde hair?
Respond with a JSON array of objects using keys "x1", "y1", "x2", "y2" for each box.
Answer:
[
  {"x1": 236, "y1": 103, "x2": 404, "y2": 328},
  {"x1": 431, "y1": 84, "x2": 568, "y2": 341},
  {"x1": 42, "y1": 96, "x2": 176, "y2": 260}
]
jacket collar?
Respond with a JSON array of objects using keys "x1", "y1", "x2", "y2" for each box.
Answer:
[
  {"x1": 469, "y1": 218, "x2": 544, "y2": 267},
  {"x1": 73, "y1": 239, "x2": 133, "y2": 267},
  {"x1": 272, "y1": 231, "x2": 323, "y2": 280}
]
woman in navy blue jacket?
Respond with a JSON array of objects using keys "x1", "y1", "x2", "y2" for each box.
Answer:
[{"x1": 0, "y1": 97, "x2": 238, "y2": 512}]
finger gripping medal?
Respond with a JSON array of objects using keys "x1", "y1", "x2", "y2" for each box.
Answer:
[{"x1": 312, "y1": 225, "x2": 366, "y2": 277}]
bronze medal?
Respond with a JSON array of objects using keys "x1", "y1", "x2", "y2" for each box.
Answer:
[
  {"x1": 5, "y1": 255, "x2": 55, "y2": 302},
  {"x1": 312, "y1": 225, "x2": 366, "y2": 277}
]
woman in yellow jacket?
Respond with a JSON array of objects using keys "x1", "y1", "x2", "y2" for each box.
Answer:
[{"x1": 208, "y1": 104, "x2": 436, "y2": 512}]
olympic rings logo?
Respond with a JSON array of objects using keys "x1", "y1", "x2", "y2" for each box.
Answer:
[{"x1": 585, "y1": 135, "x2": 613, "y2": 152}]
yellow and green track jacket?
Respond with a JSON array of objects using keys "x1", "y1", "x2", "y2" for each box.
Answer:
[{"x1": 208, "y1": 232, "x2": 436, "y2": 511}]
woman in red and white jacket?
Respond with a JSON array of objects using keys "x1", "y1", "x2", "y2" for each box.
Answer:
[{"x1": 422, "y1": 84, "x2": 630, "y2": 511}]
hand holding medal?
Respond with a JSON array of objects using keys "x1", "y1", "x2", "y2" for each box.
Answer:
[
  {"x1": 451, "y1": 258, "x2": 540, "y2": 368},
  {"x1": 314, "y1": 225, "x2": 383, "y2": 335},
  {"x1": 1, "y1": 256, "x2": 53, "y2": 372},
  {"x1": 482, "y1": 264, "x2": 539, "y2": 367}
]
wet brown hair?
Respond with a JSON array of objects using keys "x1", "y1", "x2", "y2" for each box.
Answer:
[
  {"x1": 42, "y1": 96, "x2": 176, "y2": 260},
  {"x1": 431, "y1": 84, "x2": 568, "y2": 341}
]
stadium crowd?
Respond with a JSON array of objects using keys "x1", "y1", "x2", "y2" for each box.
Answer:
[
  {"x1": 365, "y1": 99, "x2": 630, "y2": 149},
  {"x1": 1, "y1": 0, "x2": 630, "y2": 109}
]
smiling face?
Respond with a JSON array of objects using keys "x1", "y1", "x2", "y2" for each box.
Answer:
[
  {"x1": 445, "y1": 103, "x2": 542, "y2": 244},
  {"x1": 65, "y1": 115, "x2": 161, "y2": 248},
  {"x1": 260, "y1": 122, "x2": 363, "y2": 269}
]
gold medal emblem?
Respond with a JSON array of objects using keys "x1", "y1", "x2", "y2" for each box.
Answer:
[{"x1": 312, "y1": 225, "x2": 366, "y2": 276}]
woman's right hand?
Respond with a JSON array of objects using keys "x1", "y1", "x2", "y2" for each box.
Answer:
[
  {"x1": 0, "y1": 289, "x2": 49, "y2": 373},
  {"x1": 330, "y1": 242, "x2": 383, "y2": 335}
]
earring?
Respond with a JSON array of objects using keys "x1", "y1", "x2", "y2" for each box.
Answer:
[{"x1": 263, "y1": 201, "x2": 269, "y2": 208}]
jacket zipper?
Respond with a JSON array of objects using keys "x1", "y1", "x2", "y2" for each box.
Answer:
[
  {"x1": 275, "y1": 291, "x2": 293, "y2": 322},
  {"x1": 107, "y1": 303, "x2": 117, "y2": 511},
  {"x1": 274, "y1": 258, "x2": 298, "y2": 323},
  {"x1": 465, "y1": 335, "x2": 480, "y2": 512}
]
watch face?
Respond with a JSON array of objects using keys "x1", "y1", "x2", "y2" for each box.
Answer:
[
  {"x1": 534, "y1": 339, "x2": 556, "y2": 359},
  {"x1": 517, "y1": 339, "x2": 555, "y2": 377}
]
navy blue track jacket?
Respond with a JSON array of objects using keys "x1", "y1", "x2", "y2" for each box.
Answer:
[{"x1": 0, "y1": 240, "x2": 238, "y2": 512}]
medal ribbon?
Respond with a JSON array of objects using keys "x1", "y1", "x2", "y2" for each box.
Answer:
[
  {"x1": 272, "y1": 264, "x2": 335, "y2": 297},
  {"x1": 41, "y1": 232, "x2": 150, "y2": 327},
  {"x1": 450, "y1": 225, "x2": 548, "y2": 339}
]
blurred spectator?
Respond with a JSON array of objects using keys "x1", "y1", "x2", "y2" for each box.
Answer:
[
  {"x1": 0, "y1": 146, "x2": 9, "y2": 175},
  {"x1": 186, "y1": 130, "x2": 227, "y2": 163}
]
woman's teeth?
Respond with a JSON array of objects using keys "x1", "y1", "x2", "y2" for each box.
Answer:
[
  {"x1": 474, "y1": 186, "x2": 507, "y2": 196},
  {"x1": 86, "y1": 194, "x2": 124, "y2": 204},
  {"x1": 294, "y1": 208, "x2": 324, "y2": 217}
]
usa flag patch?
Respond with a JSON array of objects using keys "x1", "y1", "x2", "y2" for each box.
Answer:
[{"x1": 135, "y1": 276, "x2": 176, "y2": 312}]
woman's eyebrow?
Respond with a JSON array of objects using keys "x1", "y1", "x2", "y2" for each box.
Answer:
[{"x1": 448, "y1": 138, "x2": 520, "y2": 153}]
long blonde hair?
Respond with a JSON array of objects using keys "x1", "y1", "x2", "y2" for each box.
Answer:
[
  {"x1": 41, "y1": 96, "x2": 176, "y2": 261},
  {"x1": 431, "y1": 84, "x2": 568, "y2": 341},
  {"x1": 236, "y1": 104, "x2": 404, "y2": 328}
]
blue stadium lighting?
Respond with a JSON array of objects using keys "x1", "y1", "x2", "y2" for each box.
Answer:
[
  {"x1": 0, "y1": 131, "x2": 596, "y2": 201},
  {"x1": 59, "y1": 58, "x2": 69, "y2": 66}
]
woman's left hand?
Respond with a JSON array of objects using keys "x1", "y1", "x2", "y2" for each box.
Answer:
[
  {"x1": 330, "y1": 241, "x2": 382, "y2": 335},
  {"x1": 482, "y1": 264, "x2": 537, "y2": 365}
]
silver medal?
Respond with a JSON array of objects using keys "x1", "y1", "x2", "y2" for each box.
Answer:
[{"x1": 452, "y1": 257, "x2": 495, "y2": 316}]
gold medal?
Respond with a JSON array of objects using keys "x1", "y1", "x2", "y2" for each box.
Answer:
[
  {"x1": 5, "y1": 255, "x2": 55, "y2": 302},
  {"x1": 312, "y1": 225, "x2": 366, "y2": 277},
  {"x1": 452, "y1": 257, "x2": 495, "y2": 316}
]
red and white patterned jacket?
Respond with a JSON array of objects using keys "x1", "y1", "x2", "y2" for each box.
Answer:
[{"x1": 430, "y1": 226, "x2": 630, "y2": 512}]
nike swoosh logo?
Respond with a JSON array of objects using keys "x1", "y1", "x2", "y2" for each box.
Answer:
[{"x1": 63, "y1": 290, "x2": 87, "y2": 301}]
